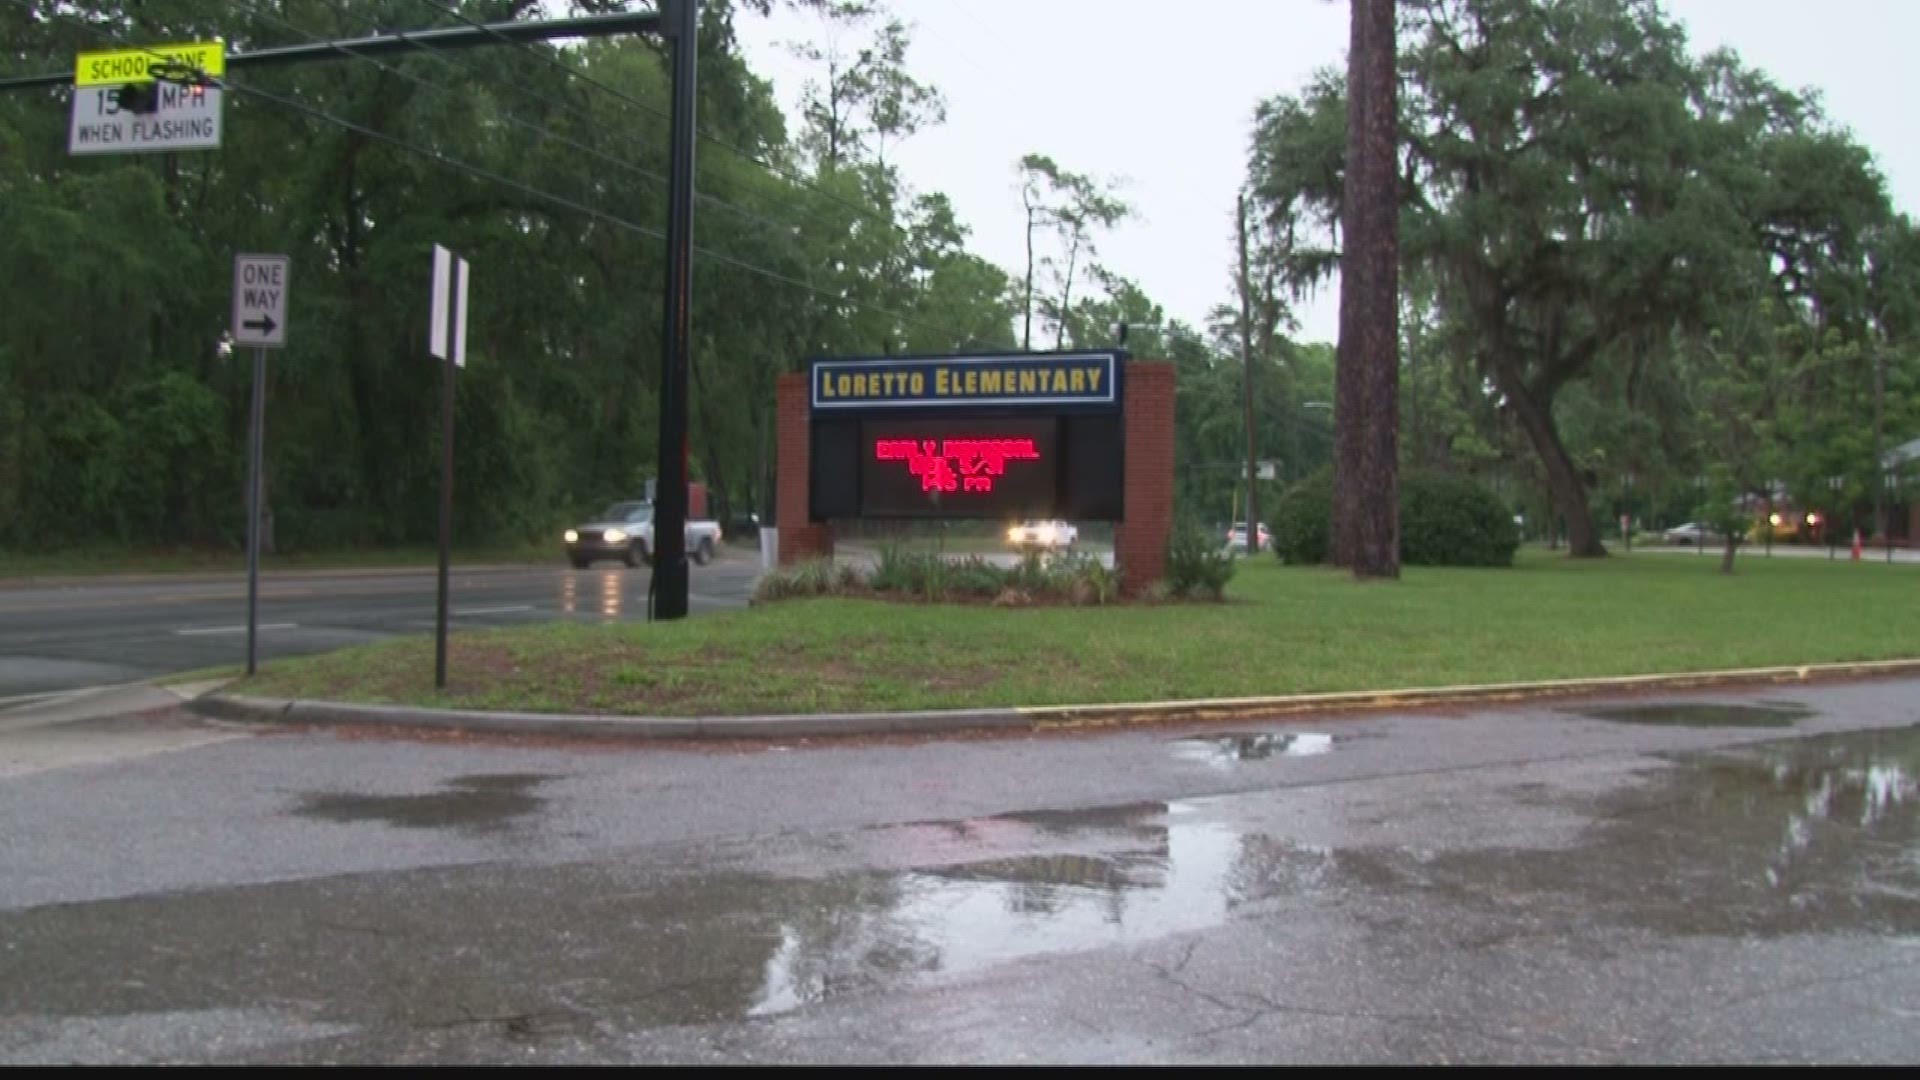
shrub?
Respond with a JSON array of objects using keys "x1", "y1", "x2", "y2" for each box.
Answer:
[
  {"x1": 751, "y1": 558, "x2": 846, "y2": 603},
  {"x1": 1165, "y1": 517, "x2": 1236, "y2": 600},
  {"x1": 869, "y1": 545, "x2": 924, "y2": 594},
  {"x1": 1399, "y1": 471, "x2": 1519, "y2": 567},
  {"x1": 1136, "y1": 580, "x2": 1173, "y2": 604},
  {"x1": 1056, "y1": 551, "x2": 1119, "y2": 605},
  {"x1": 1272, "y1": 471, "x2": 1334, "y2": 565},
  {"x1": 947, "y1": 555, "x2": 1011, "y2": 598},
  {"x1": 1269, "y1": 469, "x2": 1517, "y2": 568}
]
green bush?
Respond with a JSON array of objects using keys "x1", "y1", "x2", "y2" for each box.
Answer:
[
  {"x1": 1051, "y1": 550, "x2": 1119, "y2": 605},
  {"x1": 1399, "y1": 471, "x2": 1519, "y2": 567},
  {"x1": 759, "y1": 548, "x2": 1148, "y2": 607},
  {"x1": 1269, "y1": 469, "x2": 1517, "y2": 568},
  {"x1": 1272, "y1": 471, "x2": 1334, "y2": 565},
  {"x1": 1165, "y1": 517, "x2": 1236, "y2": 600},
  {"x1": 752, "y1": 559, "x2": 857, "y2": 603}
]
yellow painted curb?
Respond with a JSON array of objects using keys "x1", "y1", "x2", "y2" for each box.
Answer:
[{"x1": 1018, "y1": 658, "x2": 1920, "y2": 731}]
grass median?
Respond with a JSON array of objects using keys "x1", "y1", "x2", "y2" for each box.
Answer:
[{"x1": 235, "y1": 550, "x2": 1920, "y2": 717}]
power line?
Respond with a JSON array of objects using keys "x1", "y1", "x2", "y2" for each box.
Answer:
[
  {"x1": 52, "y1": 16, "x2": 975, "y2": 343},
  {"x1": 310, "y1": 0, "x2": 857, "y2": 240},
  {"x1": 235, "y1": 0, "x2": 811, "y2": 243},
  {"x1": 402, "y1": 0, "x2": 918, "y2": 243}
]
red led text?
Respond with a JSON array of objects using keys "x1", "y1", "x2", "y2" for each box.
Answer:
[{"x1": 874, "y1": 436, "x2": 1041, "y2": 494}]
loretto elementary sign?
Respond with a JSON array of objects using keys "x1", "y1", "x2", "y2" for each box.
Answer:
[
  {"x1": 806, "y1": 351, "x2": 1125, "y2": 521},
  {"x1": 812, "y1": 353, "x2": 1118, "y2": 410}
]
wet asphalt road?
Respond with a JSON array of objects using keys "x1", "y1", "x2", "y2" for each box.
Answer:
[
  {"x1": 0, "y1": 555, "x2": 764, "y2": 698},
  {"x1": 2, "y1": 677, "x2": 1917, "y2": 1063}
]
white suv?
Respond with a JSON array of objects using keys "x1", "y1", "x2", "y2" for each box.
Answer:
[{"x1": 1226, "y1": 522, "x2": 1272, "y2": 552}]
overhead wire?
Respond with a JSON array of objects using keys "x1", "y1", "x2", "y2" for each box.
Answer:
[
  {"x1": 52, "y1": 13, "x2": 975, "y2": 343},
  {"x1": 402, "y1": 0, "x2": 921, "y2": 244},
  {"x1": 307, "y1": 0, "x2": 859, "y2": 240},
  {"x1": 235, "y1": 0, "x2": 814, "y2": 243}
]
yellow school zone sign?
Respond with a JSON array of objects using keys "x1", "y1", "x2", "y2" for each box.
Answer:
[{"x1": 74, "y1": 41, "x2": 225, "y2": 87}]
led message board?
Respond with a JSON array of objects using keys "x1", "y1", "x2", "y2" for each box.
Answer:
[{"x1": 808, "y1": 351, "x2": 1124, "y2": 522}]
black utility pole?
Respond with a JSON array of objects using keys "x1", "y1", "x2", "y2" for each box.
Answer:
[{"x1": 652, "y1": 0, "x2": 699, "y2": 620}]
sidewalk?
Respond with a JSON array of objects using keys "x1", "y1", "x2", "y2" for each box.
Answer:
[{"x1": 1629, "y1": 543, "x2": 1919, "y2": 564}]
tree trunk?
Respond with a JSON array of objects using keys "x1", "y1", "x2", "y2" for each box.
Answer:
[
  {"x1": 1054, "y1": 234, "x2": 1080, "y2": 350},
  {"x1": 1236, "y1": 193, "x2": 1260, "y2": 553},
  {"x1": 1874, "y1": 342, "x2": 1886, "y2": 544},
  {"x1": 1022, "y1": 203, "x2": 1037, "y2": 351},
  {"x1": 1502, "y1": 372, "x2": 1606, "y2": 557},
  {"x1": 1720, "y1": 533, "x2": 1738, "y2": 574},
  {"x1": 1334, "y1": 0, "x2": 1400, "y2": 579}
]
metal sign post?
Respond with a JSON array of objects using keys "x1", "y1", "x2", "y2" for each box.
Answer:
[
  {"x1": 430, "y1": 244, "x2": 470, "y2": 690},
  {"x1": 245, "y1": 345, "x2": 265, "y2": 675},
  {"x1": 232, "y1": 254, "x2": 290, "y2": 676}
]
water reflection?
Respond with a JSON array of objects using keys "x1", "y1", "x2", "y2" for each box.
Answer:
[
  {"x1": 1173, "y1": 732, "x2": 1336, "y2": 765},
  {"x1": 1401, "y1": 725, "x2": 1920, "y2": 937},
  {"x1": 743, "y1": 729, "x2": 1920, "y2": 1019},
  {"x1": 746, "y1": 801, "x2": 1332, "y2": 1016},
  {"x1": 558, "y1": 571, "x2": 625, "y2": 618}
]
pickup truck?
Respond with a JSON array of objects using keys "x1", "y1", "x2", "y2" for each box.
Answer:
[{"x1": 563, "y1": 500, "x2": 722, "y2": 569}]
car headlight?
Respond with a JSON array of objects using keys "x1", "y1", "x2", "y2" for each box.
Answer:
[
  {"x1": 605, "y1": 528, "x2": 628, "y2": 543},
  {"x1": 1007, "y1": 527, "x2": 1022, "y2": 541},
  {"x1": 564, "y1": 529, "x2": 579, "y2": 543}
]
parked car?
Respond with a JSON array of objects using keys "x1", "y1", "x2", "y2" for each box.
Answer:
[
  {"x1": 564, "y1": 500, "x2": 721, "y2": 568},
  {"x1": 1006, "y1": 520, "x2": 1078, "y2": 550},
  {"x1": 1662, "y1": 521, "x2": 1742, "y2": 546},
  {"x1": 1226, "y1": 521, "x2": 1272, "y2": 552}
]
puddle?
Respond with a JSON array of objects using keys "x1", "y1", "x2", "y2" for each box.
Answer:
[
  {"x1": 293, "y1": 773, "x2": 557, "y2": 834},
  {"x1": 1390, "y1": 725, "x2": 1920, "y2": 937},
  {"x1": 743, "y1": 800, "x2": 1332, "y2": 1016},
  {"x1": 1573, "y1": 701, "x2": 1815, "y2": 728},
  {"x1": 1172, "y1": 731, "x2": 1336, "y2": 764},
  {"x1": 14, "y1": 729, "x2": 1918, "y2": 1039}
]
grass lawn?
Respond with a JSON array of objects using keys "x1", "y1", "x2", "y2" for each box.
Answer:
[
  {"x1": 237, "y1": 550, "x2": 1920, "y2": 716},
  {"x1": 0, "y1": 541, "x2": 558, "y2": 579}
]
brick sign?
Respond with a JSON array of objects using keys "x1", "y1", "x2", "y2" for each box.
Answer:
[{"x1": 805, "y1": 351, "x2": 1125, "y2": 522}]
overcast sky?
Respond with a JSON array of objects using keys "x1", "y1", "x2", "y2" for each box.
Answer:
[{"x1": 730, "y1": 0, "x2": 1920, "y2": 347}]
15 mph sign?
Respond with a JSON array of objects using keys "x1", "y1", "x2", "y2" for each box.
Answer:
[
  {"x1": 68, "y1": 42, "x2": 224, "y2": 155},
  {"x1": 233, "y1": 254, "x2": 290, "y2": 348}
]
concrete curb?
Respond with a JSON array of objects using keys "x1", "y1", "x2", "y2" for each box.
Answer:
[
  {"x1": 188, "y1": 693, "x2": 1031, "y2": 739},
  {"x1": 188, "y1": 657, "x2": 1920, "y2": 741}
]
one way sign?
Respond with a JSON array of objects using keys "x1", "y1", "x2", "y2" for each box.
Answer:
[{"x1": 232, "y1": 253, "x2": 290, "y2": 348}]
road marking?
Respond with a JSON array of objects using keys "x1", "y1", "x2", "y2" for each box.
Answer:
[
  {"x1": 452, "y1": 604, "x2": 534, "y2": 616},
  {"x1": 174, "y1": 622, "x2": 297, "y2": 636}
]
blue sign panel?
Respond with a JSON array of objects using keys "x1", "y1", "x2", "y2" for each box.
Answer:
[{"x1": 810, "y1": 351, "x2": 1121, "y2": 412}]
